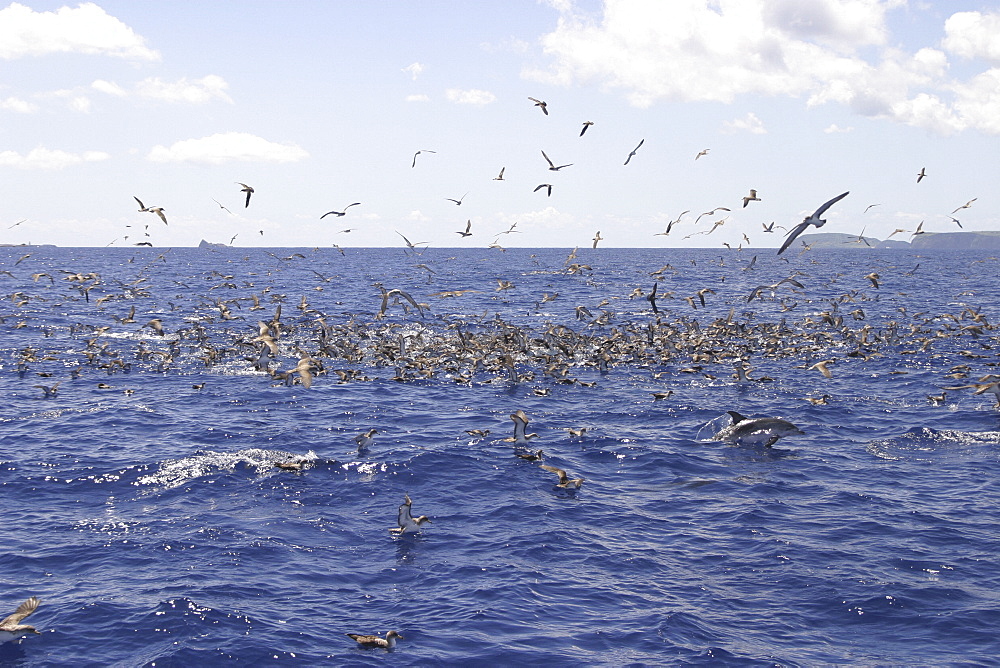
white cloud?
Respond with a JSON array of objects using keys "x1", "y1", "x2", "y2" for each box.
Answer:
[
  {"x1": 405, "y1": 94, "x2": 430, "y2": 102},
  {"x1": 527, "y1": 1, "x2": 1000, "y2": 135},
  {"x1": 823, "y1": 123, "x2": 853, "y2": 133},
  {"x1": 146, "y1": 132, "x2": 309, "y2": 165},
  {"x1": 514, "y1": 206, "x2": 576, "y2": 229},
  {"x1": 69, "y1": 96, "x2": 91, "y2": 113},
  {"x1": 0, "y1": 147, "x2": 110, "y2": 170},
  {"x1": 135, "y1": 75, "x2": 232, "y2": 104},
  {"x1": 760, "y1": 0, "x2": 901, "y2": 48},
  {"x1": 445, "y1": 88, "x2": 497, "y2": 105},
  {"x1": 405, "y1": 210, "x2": 430, "y2": 222},
  {"x1": 942, "y1": 11, "x2": 1000, "y2": 64},
  {"x1": 0, "y1": 2, "x2": 158, "y2": 61},
  {"x1": 402, "y1": 62, "x2": 424, "y2": 80},
  {"x1": 950, "y1": 68, "x2": 1000, "y2": 135},
  {"x1": 0, "y1": 96, "x2": 36, "y2": 113},
  {"x1": 723, "y1": 112, "x2": 767, "y2": 134},
  {"x1": 91, "y1": 79, "x2": 127, "y2": 97}
]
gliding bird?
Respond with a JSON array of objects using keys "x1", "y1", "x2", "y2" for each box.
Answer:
[
  {"x1": 528, "y1": 97, "x2": 548, "y2": 115},
  {"x1": 777, "y1": 191, "x2": 850, "y2": 255},
  {"x1": 623, "y1": 139, "x2": 644, "y2": 165},
  {"x1": 320, "y1": 203, "x2": 361, "y2": 218},
  {"x1": 237, "y1": 183, "x2": 254, "y2": 207},
  {"x1": 541, "y1": 150, "x2": 572, "y2": 171}
]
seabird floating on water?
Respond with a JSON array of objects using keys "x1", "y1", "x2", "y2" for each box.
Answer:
[
  {"x1": 540, "y1": 464, "x2": 584, "y2": 489},
  {"x1": 355, "y1": 428, "x2": 378, "y2": 451},
  {"x1": 505, "y1": 410, "x2": 538, "y2": 445},
  {"x1": 390, "y1": 494, "x2": 430, "y2": 534},
  {"x1": 346, "y1": 630, "x2": 403, "y2": 649}
]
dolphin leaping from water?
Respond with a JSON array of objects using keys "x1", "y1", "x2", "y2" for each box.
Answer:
[{"x1": 714, "y1": 411, "x2": 804, "y2": 447}]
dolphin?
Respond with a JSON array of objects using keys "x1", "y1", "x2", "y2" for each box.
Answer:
[{"x1": 715, "y1": 411, "x2": 804, "y2": 447}]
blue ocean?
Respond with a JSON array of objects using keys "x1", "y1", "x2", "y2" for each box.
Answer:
[{"x1": 2, "y1": 246, "x2": 999, "y2": 666}]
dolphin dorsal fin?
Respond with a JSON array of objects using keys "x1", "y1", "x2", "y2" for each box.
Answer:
[{"x1": 727, "y1": 411, "x2": 748, "y2": 423}]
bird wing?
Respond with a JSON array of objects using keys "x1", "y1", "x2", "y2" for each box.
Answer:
[
  {"x1": 133, "y1": 196, "x2": 146, "y2": 210},
  {"x1": 378, "y1": 290, "x2": 389, "y2": 317},
  {"x1": 540, "y1": 464, "x2": 568, "y2": 483},
  {"x1": 811, "y1": 191, "x2": 850, "y2": 218},
  {"x1": 389, "y1": 288, "x2": 424, "y2": 316},
  {"x1": 777, "y1": 221, "x2": 810, "y2": 255},
  {"x1": 0, "y1": 597, "x2": 38, "y2": 628},
  {"x1": 541, "y1": 150, "x2": 554, "y2": 168},
  {"x1": 397, "y1": 501, "x2": 414, "y2": 528}
]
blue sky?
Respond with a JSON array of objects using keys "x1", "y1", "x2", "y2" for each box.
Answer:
[{"x1": 0, "y1": 1, "x2": 998, "y2": 248}]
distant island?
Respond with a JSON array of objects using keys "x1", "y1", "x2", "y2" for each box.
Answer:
[{"x1": 797, "y1": 231, "x2": 1000, "y2": 250}]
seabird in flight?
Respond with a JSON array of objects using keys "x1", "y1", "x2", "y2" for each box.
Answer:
[
  {"x1": 541, "y1": 150, "x2": 571, "y2": 171},
  {"x1": 623, "y1": 139, "x2": 644, "y2": 165},
  {"x1": 528, "y1": 97, "x2": 548, "y2": 115},
  {"x1": 237, "y1": 182, "x2": 254, "y2": 207},
  {"x1": 777, "y1": 191, "x2": 849, "y2": 255},
  {"x1": 321, "y1": 203, "x2": 361, "y2": 218}
]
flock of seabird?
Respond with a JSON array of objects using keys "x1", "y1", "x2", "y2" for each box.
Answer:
[
  {"x1": 87, "y1": 92, "x2": 975, "y2": 258},
  {"x1": 6, "y1": 233, "x2": 1000, "y2": 649},
  {"x1": 2, "y1": 94, "x2": 992, "y2": 655}
]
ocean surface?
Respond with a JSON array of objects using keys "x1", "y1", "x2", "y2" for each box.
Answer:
[{"x1": 1, "y1": 245, "x2": 999, "y2": 666}]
